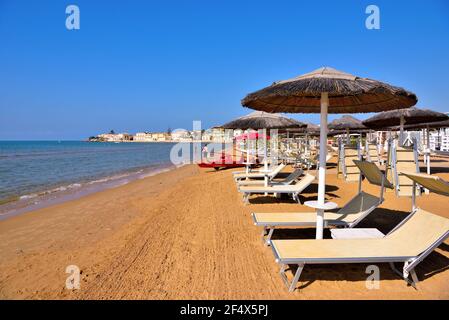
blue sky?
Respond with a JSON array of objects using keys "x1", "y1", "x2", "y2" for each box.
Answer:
[{"x1": 0, "y1": 0, "x2": 448, "y2": 140}]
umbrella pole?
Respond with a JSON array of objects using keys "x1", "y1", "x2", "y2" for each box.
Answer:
[
  {"x1": 316, "y1": 92, "x2": 328, "y2": 239},
  {"x1": 246, "y1": 130, "x2": 250, "y2": 174},
  {"x1": 264, "y1": 129, "x2": 268, "y2": 194},
  {"x1": 425, "y1": 125, "x2": 431, "y2": 194},
  {"x1": 346, "y1": 128, "x2": 350, "y2": 145},
  {"x1": 399, "y1": 115, "x2": 405, "y2": 146}
]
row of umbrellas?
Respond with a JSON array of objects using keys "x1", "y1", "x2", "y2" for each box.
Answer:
[
  {"x1": 224, "y1": 66, "x2": 447, "y2": 239},
  {"x1": 223, "y1": 105, "x2": 448, "y2": 141}
]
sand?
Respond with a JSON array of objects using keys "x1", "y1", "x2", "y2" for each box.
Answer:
[{"x1": 1, "y1": 157, "x2": 449, "y2": 299}]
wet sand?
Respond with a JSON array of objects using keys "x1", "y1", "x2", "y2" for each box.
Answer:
[{"x1": 0, "y1": 156, "x2": 449, "y2": 299}]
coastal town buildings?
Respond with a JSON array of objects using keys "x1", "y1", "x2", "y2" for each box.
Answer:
[{"x1": 97, "y1": 133, "x2": 132, "y2": 142}]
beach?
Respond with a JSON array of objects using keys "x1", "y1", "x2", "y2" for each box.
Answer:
[{"x1": 1, "y1": 155, "x2": 448, "y2": 299}]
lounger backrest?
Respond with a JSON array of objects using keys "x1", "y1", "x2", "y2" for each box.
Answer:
[
  {"x1": 268, "y1": 164, "x2": 286, "y2": 177},
  {"x1": 292, "y1": 174, "x2": 315, "y2": 191},
  {"x1": 402, "y1": 172, "x2": 449, "y2": 197},
  {"x1": 343, "y1": 147, "x2": 360, "y2": 181},
  {"x1": 366, "y1": 143, "x2": 379, "y2": 163},
  {"x1": 395, "y1": 146, "x2": 418, "y2": 196},
  {"x1": 283, "y1": 169, "x2": 303, "y2": 185},
  {"x1": 337, "y1": 191, "x2": 380, "y2": 217},
  {"x1": 386, "y1": 208, "x2": 449, "y2": 256},
  {"x1": 353, "y1": 160, "x2": 394, "y2": 189}
]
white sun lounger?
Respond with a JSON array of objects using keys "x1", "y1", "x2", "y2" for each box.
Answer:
[
  {"x1": 238, "y1": 173, "x2": 315, "y2": 204},
  {"x1": 233, "y1": 163, "x2": 286, "y2": 181},
  {"x1": 252, "y1": 160, "x2": 393, "y2": 244},
  {"x1": 271, "y1": 208, "x2": 449, "y2": 292},
  {"x1": 237, "y1": 168, "x2": 303, "y2": 187}
]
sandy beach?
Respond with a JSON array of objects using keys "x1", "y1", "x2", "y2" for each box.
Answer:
[{"x1": 0, "y1": 156, "x2": 449, "y2": 300}]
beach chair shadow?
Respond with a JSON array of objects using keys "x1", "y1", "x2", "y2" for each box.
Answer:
[
  {"x1": 422, "y1": 166, "x2": 449, "y2": 174},
  {"x1": 246, "y1": 183, "x2": 339, "y2": 205}
]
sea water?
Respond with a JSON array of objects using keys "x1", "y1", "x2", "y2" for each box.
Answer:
[{"x1": 0, "y1": 141, "x2": 191, "y2": 219}]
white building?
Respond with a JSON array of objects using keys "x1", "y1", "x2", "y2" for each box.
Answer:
[
  {"x1": 171, "y1": 129, "x2": 191, "y2": 142},
  {"x1": 134, "y1": 132, "x2": 153, "y2": 142},
  {"x1": 98, "y1": 133, "x2": 131, "y2": 142}
]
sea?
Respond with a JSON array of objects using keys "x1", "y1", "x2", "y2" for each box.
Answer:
[{"x1": 0, "y1": 141, "x2": 195, "y2": 220}]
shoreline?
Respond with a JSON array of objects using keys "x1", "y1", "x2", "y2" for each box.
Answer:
[{"x1": 0, "y1": 162, "x2": 180, "y2": 221}]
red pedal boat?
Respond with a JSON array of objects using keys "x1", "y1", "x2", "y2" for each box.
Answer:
[{"x1": 198, "y1": 153, "x2": 246, "y2": 171}]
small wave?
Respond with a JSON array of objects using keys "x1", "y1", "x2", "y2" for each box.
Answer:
[{"x1": 19, "y1": 194, "x2": 38, "y2": 200}]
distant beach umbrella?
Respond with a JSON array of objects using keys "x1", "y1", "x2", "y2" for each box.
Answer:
[
  {"x1": 222, "y1": 111, "x2": 306, "y2": 174},
  {"x1": 242, "y1": 66, "x2": 417, "y2": 239},
  {"x1": 221, "y1": 111, "x2": 306, "y2": 130},
  {"x1": 362, "y1": 107, "x2": 448, "y2": 145},
  {"x1": 234, "y1": 132, "x2": 270, "y2": 140},
  {"x1": 328, "y1": 115, "x2": 368, "y2": 143},
  {"x1": 328, "y1": 115, "x2": 366, "y2": 131},
  {"x1": 392, "y1": 118, "x2": 449, "y2": 131}
]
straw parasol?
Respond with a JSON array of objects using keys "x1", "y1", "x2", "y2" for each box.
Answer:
[
  {"x1": 222, "y1": 111, "x2": 306, "y2": 176},
  {"x1": 328, "y1": 115, "x2": 366, "y2": 130},
  {"x1": 221, "y1": 111, "x2": 306, "y2": 130},
  {"x1": 328, "y1": 115, "x2": 367, "y2": 143},
  {"x1": 362, "y1": 107, "x2": 448, "y2": 145},
  {"x1": 242, "y1": 66, "x2": 417, "y2": 239}
]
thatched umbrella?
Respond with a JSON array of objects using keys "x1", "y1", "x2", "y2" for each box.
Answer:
[
  {"x1": 362, "y1": 107, "x2": 448, "y2": 145},
  {"x1": 222, "y1": 111, "x2": 306, "y2": 176},
  {"x1": 221, "y1": 111, "x2": 305, "y2": 130},
  {"x1": 242, "y1": 66, "x2": 417, "y2": 239},
  {"x1": 328, "y1": 115, "x2": 367, "y2": 143}
]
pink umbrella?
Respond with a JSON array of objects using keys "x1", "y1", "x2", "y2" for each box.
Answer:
[{"x1": 234, "y1": 132, "x2": 270, "y2": 140}]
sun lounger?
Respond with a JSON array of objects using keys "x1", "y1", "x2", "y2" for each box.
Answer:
[
  {"x1": 401, "y1": 171, "x2": 449, "y2": 197},
  {"x1": 270, "y1": 170, "x2": 449, "y2": 292},
  {"x1": 337, "y1": 142, "x2": 361, "y2": 182},
  {"x1": 233, "y1": 163, "x2": 286, "y2": 181},
  {"x1": 238, "y1": 173, "x2": 315, "y2": 204},
  {"x1": 271, "y1": 208, "x2": 449, "y2": 292},
  {"x1": 237, "y1": 168, "x2": 303, "y2": 187},
  {"x1": 343, "y1": 147, "x2": 361, "y2": 182},
  {"x1": 365, "y1": 142, "x2": 380, "y2": 165},
  {"x1": 252, "y1": 160, "x2": 393, "y2": 244},
  {"x1": 385, "y1": 139, "x2": 420, "y2": 197}
]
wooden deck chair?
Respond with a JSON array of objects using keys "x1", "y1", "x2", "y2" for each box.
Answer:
[
  {"x1": 270, "y1": 207, "x2": 449, "y2": 292},
  {"x1": 387, "y1": 139, "x2": 420, "y2": 197},
  {"x1": 233, "y1": 163, "x2": 286, "y2": 181},
  {"x1": 252, "y1": 160, "x2": 393, "y2": 245},
  {"x1": 238, "y1": 173, "x2": 315, "y2": 205}
]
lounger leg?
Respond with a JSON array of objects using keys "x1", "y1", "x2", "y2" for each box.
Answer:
[
  {"x1": 409, "y1": 269, "x2": 419, "y2": 289},
  {"x1": 243, "y1": 193, "x2": 249, "y2": 205},
  {"x1": 265, "y1": 228, "x2": 274, "y2": 246},
  {"x1": 389, "y1": 262, "x2": 419, "y2": 289},
  {"x1": 279, "y1": 263, "x2": 304, "y2": 292},
  {"x1": 289, "y1": 264, "x2": 304, "y2": 292}
]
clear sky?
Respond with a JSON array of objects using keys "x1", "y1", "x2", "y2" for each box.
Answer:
[{"x1": 0, "y1": 0, "x2": 448, "y2": 140}]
